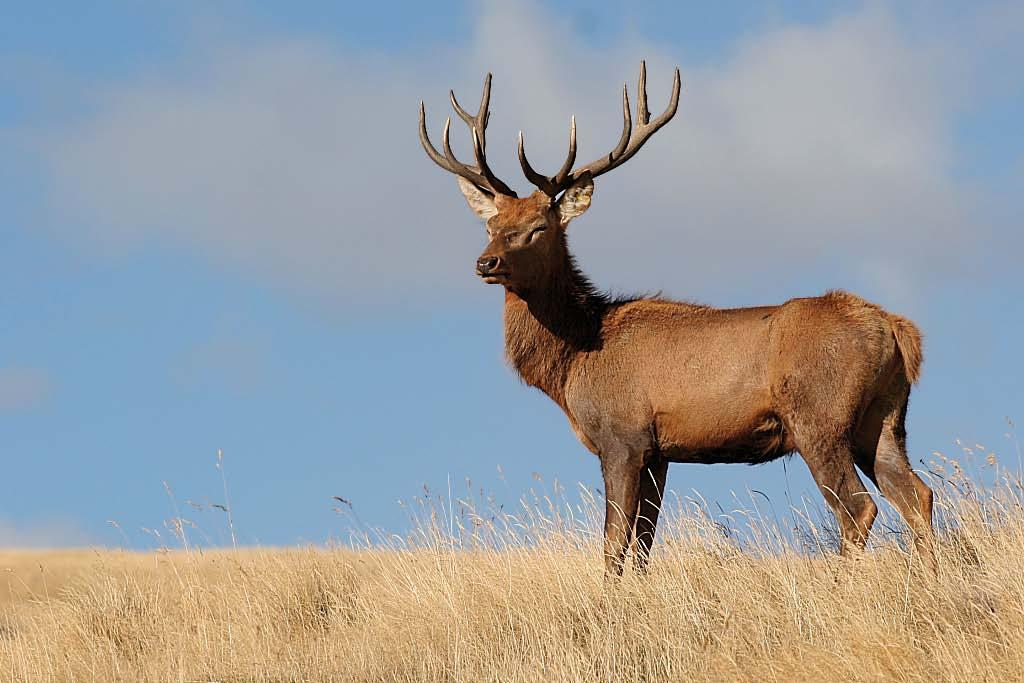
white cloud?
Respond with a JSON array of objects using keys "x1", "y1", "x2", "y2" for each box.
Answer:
[
  {"x1": 37, "y1": 3, "x2": 997, "y2": 306},
  {"x1": 0, "y1": 367, "x2": 51, "y2": 412}
]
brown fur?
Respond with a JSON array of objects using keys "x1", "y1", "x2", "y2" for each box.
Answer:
[
  {"x1": 889, "y1": 314, "x2": 924, "y2": 385},
  {"x1": 453, "y1": 182, "x2": 936, "y2": 577}
]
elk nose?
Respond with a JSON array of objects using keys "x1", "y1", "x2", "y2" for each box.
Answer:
[{"x1": 476, "y1": 256, "x2": 501, "y2": 274}]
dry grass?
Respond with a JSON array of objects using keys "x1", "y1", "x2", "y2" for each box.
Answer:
[{"x1": 2, "y1": 459, "x2": 1024, "y2": 682}]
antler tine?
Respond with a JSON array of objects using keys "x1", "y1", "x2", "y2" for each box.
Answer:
[
  {"x1": 441, "y1": 117, "x2": 489, "y2": 189},
  {"x1": 477, "y1": 73, "x2": 492, "y2": 143},
  {"x1": 449, "y1": 90, "x2": 474, "y2": 127},
  {"x1": 419, "y1": 101, "x2": 458, "y2": 174},
  {"x1": 611, "y1": 82, "x2": 632, "y2": 160},
  {"x1": 517, "y1": 116, "x2": 577, "y2": 197},
  {"x1": 460, "y1": 73, "x2": 518, "y2": 195},
  {"x1": 518, "y1": 131, "x2": 555, "y2": 195},
  {"x1": 648, "y1": 66, "x2": 681, "y2": 129},
  {"x1": 471, "y1": 127, "x2": 516, "y2": 196},
  {"x1": 551, "y1": 116, "x2": 577, "y2": 187},
  {"x1": 637, "y1": 60, "x2": 650, "y2": 125},
  {"x1": 420, "y1": 102, "x2": 488, "y2": 188},
  {"x1": 449, "y1": 73, "x2": 490, "y2": 128}
]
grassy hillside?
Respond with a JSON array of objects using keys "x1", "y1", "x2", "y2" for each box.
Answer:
[{"x1": 2, "y1": 459, "x2": 1023, "y2": 682}]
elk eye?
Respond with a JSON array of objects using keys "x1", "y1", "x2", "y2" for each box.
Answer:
[{"x1": 527, "y1": 226, "x2": 546, "y2": 242}]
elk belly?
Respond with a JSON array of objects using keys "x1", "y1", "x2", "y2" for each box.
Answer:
[{"x1": 654, "y1": 404, "x2": 792, "y2": 465}]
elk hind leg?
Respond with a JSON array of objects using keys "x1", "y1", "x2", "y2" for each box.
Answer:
[
  {"x1": 869, "y1": 395, "x2": 936, "y2": 571},
  {"x1": 801, "y1": 436, "x2": 878, "y2": 557}
]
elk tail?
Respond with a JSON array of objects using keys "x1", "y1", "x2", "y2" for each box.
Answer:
[{"x1": 888, "y1": 313, "x2": 923, "y2": 385}]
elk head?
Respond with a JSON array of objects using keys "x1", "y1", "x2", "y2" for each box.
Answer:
[{"x1": 418, "y1": 62, "x2": 681, "y2": 295}]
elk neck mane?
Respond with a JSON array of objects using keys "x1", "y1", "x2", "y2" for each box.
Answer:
[{"x1": 502, "y1": 237, "x2": 634, "y2": 409}]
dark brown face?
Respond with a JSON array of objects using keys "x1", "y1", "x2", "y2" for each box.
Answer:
[
  {"x1": 456, "y1": 178, "x2": 594, "y2": 291},
  {"x1": 475, "y1": 196, "x2": 561, "y2": 291}
]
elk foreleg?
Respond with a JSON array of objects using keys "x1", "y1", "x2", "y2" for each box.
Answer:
[
  {"x1": 601, "y1": 450, "x2": 644, "y2": 577},
  {"x1": 633, "y1": 458, "x2": 668, "y2": 574}
]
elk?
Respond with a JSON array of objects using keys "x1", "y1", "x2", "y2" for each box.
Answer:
[{"x1": 418, "y1": 62, "x2": 935, "y2": 576}]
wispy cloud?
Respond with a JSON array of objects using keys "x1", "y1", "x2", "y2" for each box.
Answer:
[
  {"x1": 34, "y1": 2, "x2": 1012, "y2": 306},
  {"x1": 0, "y1": 367, "x2": 51, "y2": 412}
]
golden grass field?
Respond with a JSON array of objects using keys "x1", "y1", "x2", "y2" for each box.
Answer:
[{"x1": 2, "y1": 453, "x2": 1023, "y2": 682}]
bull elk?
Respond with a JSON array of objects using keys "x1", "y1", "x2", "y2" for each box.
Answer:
[{"x1": 418, "y1": 62, "x2": 935, "y2": 575}]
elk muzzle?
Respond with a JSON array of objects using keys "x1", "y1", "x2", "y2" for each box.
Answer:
[{"x1": 476, "y1": 255, "x2": 507, "y2": 283}]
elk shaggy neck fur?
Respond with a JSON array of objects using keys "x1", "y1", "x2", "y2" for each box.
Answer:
[{"x1": 503, "y1": 234, "x2": 618, "y2": 410}]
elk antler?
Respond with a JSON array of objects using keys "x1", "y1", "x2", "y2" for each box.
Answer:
[
  {"x1": 419, "y1": 73, "x2": 518, "y2": 197},
  {"x1": 518, "y1": 61, "x2": 681, "y2": 197}
]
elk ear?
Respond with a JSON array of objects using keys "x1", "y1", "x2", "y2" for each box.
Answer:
[
  {"x1": 556, "y1": 174, "x2": 594, "y2": 225},
  {"x1": 456, "y1": 177, "x2": 498, "y2": 220}
]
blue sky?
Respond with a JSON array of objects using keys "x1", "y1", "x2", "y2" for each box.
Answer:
[{"x1": 1, "y1": 1, "x2": 1021, "y2": 548}]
